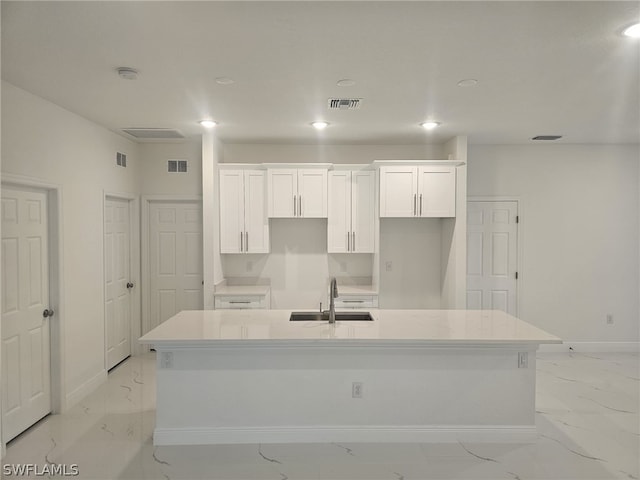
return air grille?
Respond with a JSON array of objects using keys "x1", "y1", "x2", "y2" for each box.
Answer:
[
  {"x1": 168, "y1": 160, "x2": 188, "y2": 173},
  {"x1": 531, "y1": 135, "x2": 562, "y2": 141},
  {"x1": 328, "y1": 98, "x2": 362, "y2": 110},
  {"x1": 116, "y1": 152, "x2": 127, "y2": 167},
  {"x1": 122, "y1": 128, "x2": 185, "y2": 139}
]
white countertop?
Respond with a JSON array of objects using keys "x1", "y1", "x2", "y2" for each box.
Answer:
[
  {"x1": 212, "y1": 285, "x2": 271, "y2": 296},
  {"x1": 139, "y1": 309, "x2": 562, "y2": 347}
]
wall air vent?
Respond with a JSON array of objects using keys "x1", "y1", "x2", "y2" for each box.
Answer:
[
  {"x1": 531, "y1": 135, "x2": 563, "y2": 141},
  {"x1": 168, "y1": 160, "x2": 188, "y2": 173},
  {"x1": 116, "y1": 152, "x2": 127, "y2": 167},
  {"x1": 122, "y1": 128, "x2": 185, "y2": 139},
  {"x1": 328, "y1": 98, "x2": 362, "y2": 110}
]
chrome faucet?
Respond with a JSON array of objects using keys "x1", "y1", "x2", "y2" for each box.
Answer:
[{"x1": 328, "y1": 277, "x2": 339, "y2": 324}]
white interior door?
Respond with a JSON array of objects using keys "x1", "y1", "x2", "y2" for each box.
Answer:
[
  {"x1": 148, "y1": 201, "x2": 203, "y2": 332},
  {"x1": 104, "y1": 197, "x2": 132, "y2": 370},
  {"x1": 1, "y1": 186, "x2": 51, "y2": 442},
  {"x1": 467, "y1": 200, "x2": 518, "y2": 315}
]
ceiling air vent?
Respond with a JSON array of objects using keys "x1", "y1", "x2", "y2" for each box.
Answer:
[
  {"x1": 122, "y1": 128, "x2": 185, "y2": 139},
  {"x1": 531, "y1": 135, "x2": 562, "y2": 141},
  {"x1": 328, "y1": 98, "x2": 362, "y2": 110}
]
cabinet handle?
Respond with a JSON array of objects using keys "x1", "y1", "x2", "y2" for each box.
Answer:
[
  {"x1": 293, "y1": 195, "x2": 297, "y2": 216},
  {"x1": 347, "y1": 232, "x2": 350, "y2": 251},
  {"x1": 240, "y1": 232, "x2": 244, "y2": 252},
  {"x1": 419, "y1": 194, "x2": 423, "y2": 216},
  {"x1": 299, "y1": 196, "x2": 302, "y2": 217},
  {"x1": 245, "y1": 232, "x2": 248, "y2": 252},
  {"x1": 414, "y1": 194, "x2": 417, "y2": 216},
  {"x1": 342, "y1": 300, "x2": 364, "y2": 303},
  {"x1": 229, "y1": 300, "x2": 251, "y2": 304},
  {"x1": 352, "y1": 232, "x2": 356, "y2": 252}
]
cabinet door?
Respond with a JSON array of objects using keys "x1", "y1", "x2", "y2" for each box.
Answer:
[
  {"x1": 298, "y1": 169, "x2": 327, "y2": 218},
  {"x1": 417, "y1": 166, "x2": 456, "y2": 217},
  {"x1": 379, "y1": 166, "x2": 418, "y2": 217},
  {"x1": 244, "y1": 170, "x2": 269, "y2": 253},
  {"x1": 327, "y1": 171, "x2": 351, "y2": 253},
  {"x1": 267, "y1": 169, "x2": 297, "y2": 217},
  {"x1": 352, "y1": 170, "x2": 375, "y2": 253},
  {"x1": 219, "y1": 170, "x2": 245, "y2": 253}
]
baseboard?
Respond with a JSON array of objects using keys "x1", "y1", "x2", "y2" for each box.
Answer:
[
  {"x1": 538, "y1": 342, "x2": 639, "y2": 353},
  {"x1": 153, "y1": 425, "x2": 537, "y2": 446},
  {"x1": 64, "y1": 369, "x2": 107, "y2": 411}
]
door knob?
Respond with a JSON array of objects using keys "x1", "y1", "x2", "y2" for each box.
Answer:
[
  {"x1": 43, "y1": 309, "x2": 54, "y2": 318},
  {"x1": 126, "y1": 282, "x2": 134, "y2": 289}
]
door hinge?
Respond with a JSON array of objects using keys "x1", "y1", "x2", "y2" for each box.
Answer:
[{"x1": 515, "y1": 272, "x2": 519, "y2": 280}]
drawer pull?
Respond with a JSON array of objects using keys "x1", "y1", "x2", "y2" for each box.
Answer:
[
  {"x1": 342, "y1": 300, "x2": 365, "y2": 303},
  {"x1": 229, "y1": 300, "x2": 251, "y2": 304}
]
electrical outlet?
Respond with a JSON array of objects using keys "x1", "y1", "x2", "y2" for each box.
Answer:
[
  {"x1": 385, "y1": 261, "x2": 393, "y2": 272},
  {"x1": 246, "y1": 261, "x2": 253, "y2": 272},
  {"x1": 160, "y1": 352, "x2": 173, "y2": 369},
  {"x1": 606, "y1": 314, "x2": 614, "y2": 325},
  {"x1": 352, "y1": 382, "x2": 363, "y2": 398},
  {"x1": 340, "y1": 261, "x2": 347, "y2": 272}
]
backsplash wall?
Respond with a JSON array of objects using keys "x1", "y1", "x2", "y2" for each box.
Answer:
[{"x1": 220, "y1": 219, "x2": 374, "y2": 308}]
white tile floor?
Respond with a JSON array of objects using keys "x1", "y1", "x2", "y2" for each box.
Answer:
[{"x1": 3, "y1": 351, "x2": 638, "y2": 480}]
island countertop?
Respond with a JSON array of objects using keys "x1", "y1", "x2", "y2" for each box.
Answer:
[{"x1": 139, "y1": 309, "x2": 562, "y2": 347}]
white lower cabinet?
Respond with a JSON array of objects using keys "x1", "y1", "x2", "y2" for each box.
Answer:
[
  {"x1": 333, "y1": 294, "x2": 378, "y2": 309},
  {"x1": 219, "y1": 169, "x2": 269, "y2": 254},
  {"x1": 379, "y1": 165, "x2": 456, "y2": 218},
  {"x1": 328, "y1": 170, "x2": 375, "y2": 253},
  {"x1": 214, "y1": 295, "x2": 269, "y2": 309}
]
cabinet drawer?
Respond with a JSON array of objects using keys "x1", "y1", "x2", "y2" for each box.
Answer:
[
  {"x1": 214, "y1": 296, "x2": 266, "y2": 309},
  {"x1": 334, "y1": 295, "x2": 378, "y2": 309}
]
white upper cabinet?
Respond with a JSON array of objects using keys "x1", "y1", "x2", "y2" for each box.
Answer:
[
  {"x1": 417, "y1": 166, "x2": 456, "y2": 217},
  {"x1": 219, "y1": 169, "x2": 269, "y2": 254},
  {"x1": 379, "y1": 165, "x2": 456, "y2": 218},
  {"x1": 328, "y1": 170, "x2": 375, "y2": 253},
  {"x1": 267, "y1": 168, "x2": 327, "y2": 218}
]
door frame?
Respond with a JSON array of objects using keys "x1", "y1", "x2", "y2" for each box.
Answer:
[
  {"x1": 1, "y1": 174, "x2": 63, "y2": 455},
  {"x1": 467, "y1": 196, "x2": 524, "y2": 317},
  {"x1": 141, "y1": 195, "x2": 202, "y2": 340},
  {"x1": 103, "y1": 191, "x2": 140, "y2": 364}
]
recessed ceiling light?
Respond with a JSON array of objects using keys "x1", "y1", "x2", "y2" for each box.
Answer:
[
  {"x1": 623, "y1": 23, "x2": 640, "y2": 38},
  {"x1": 311, "y1": 121, "x2": 329, "y2": 130},
  {"x1": 215, "y1": 77, "x2": 235, "y2": 85},
  {"x1": 199, "y1": 120, "x2": 217, "y2": 128},
  {"x1": 337, "y1": 79, "x2": 356, "y2": 87},
  {"x1": 420, "y1": 121, "x2": 440, "y2": 130},
  {"x1": 457, "y1": 78, "x2": 478, "y2": 87},
  {"x1": 116, "y1": 67, "x2": 138, "y2": 80}
]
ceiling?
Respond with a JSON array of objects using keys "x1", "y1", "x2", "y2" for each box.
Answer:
[{"x1": 2, "y1": 1, "x2": 639, "y2": 145}]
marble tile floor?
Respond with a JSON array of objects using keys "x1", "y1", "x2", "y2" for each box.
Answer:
[{"x1": 2, "y1": 352, "x2": 638, "y2": 480}]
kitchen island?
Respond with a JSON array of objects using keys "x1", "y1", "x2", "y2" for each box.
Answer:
[{"x1": 139, "y1": 309, "x2": 561, "y2": 445}]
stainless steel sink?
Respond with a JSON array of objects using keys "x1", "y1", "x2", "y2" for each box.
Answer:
[{"x1": 290, "y1": 312, "x2": 373, "y2": 322}]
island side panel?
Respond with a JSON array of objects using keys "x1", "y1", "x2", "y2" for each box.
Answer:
[{"x1": 152, "y1": 344, "x2": 538, "y2": 445}]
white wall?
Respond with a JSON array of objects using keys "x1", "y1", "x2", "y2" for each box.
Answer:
[
  {"x1": 223, "y1": 144, "x2": 447, "y2": 164},
  {"x1": 379, "y1": 218, "x2": 443, "y2": 309},
  {"x1": 1, "y1": 81, "x2": 141, "y2": 408},
  {"x1": 139, "y1": 141, "x2": 202, "y2": 196},
  {"x1": 468, "y1": 144, "x2": 639, "y2": 343}
]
